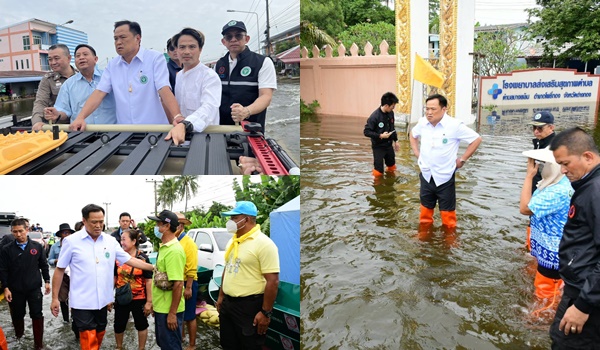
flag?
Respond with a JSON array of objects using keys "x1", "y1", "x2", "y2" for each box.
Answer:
[{"x1": 413, "y1": 53, "x2": 444, "y2": 88}]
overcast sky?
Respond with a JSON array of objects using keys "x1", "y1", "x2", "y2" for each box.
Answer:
[
  {"x1": 0, "y1": 175, "x2": 250, "y2": 233},
  {"x1": 475, "y1": 0, "x2": 538, "y2": 25},
  {"x1": 0, "y1": 0, "x2": 299, "y2": 66}
]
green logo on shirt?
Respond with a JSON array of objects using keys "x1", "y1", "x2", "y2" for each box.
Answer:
[
  {"x1": 140, "y1": 75, "x2": 148, "y2": 84},
  {"x1": 105, "y1": 252, "x2": 110, "y2": 259},
  {"x1": 240, "y1": 66, "x2": 252, "y2": 77},
  {"x1": 443, "y1": 138, "x2": 448, "y2": 144},
  {"x1": 378, "y1": 122, "x2": 384, "y2": 128}
]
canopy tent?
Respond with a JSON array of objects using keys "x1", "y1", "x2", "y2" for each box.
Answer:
[{"x1": 270, "y1": 196, "x2": 300, "y2": 284}]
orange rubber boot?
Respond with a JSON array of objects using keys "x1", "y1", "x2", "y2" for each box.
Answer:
[
  {"x1": 79, "y1": 329, "x2": 99, "y2": 350},
  {"x1": 96, "y1": 330, "x2": 106, "y2": 348},
  {"x1": 440, "y1": 210, "x2": 457, "y2": 229},
  {"x1": 419, "y1": 205, "x2": 434, "y2": 225},
  {"x1": 372, "y1": 169, "x2": 383, "y2": 177},
  {"x1": 386, "y1": 165, "x2": 397, "y2": 173},
  {"x1": 526, "y1": 226, "x2": 531, "y2": 252},
  {"x1": 531, "y1": 272, "x2": 563, "y2": 317},
  {"x1": 0, "y1": 326, "x2": 7, "y2": 350}
]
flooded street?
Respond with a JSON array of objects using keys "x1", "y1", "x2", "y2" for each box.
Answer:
[
  {"x1": 0, "y1": 267, "x2": 222, "y2": 349},
  {"x1": 299, "y1": 114, "x2": 597, "y2": 349}
]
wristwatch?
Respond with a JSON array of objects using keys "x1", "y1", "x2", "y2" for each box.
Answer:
[
  {"x1": 260, "y1": 309, "x2": 273, "y2": 318},
  {"x1": 181, "y1": 120, "x2": 194, "y2": 135}
]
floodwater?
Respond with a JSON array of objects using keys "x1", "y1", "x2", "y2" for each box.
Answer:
[
  {"x1": 0, "y1": 80, "x2": 299, "y2": 165},
  {"x1": 300, "y1": 114, "x2": 596, "y2": 349},
  {"x1": 0, "y1": 267, "x2": 222, "y2": 349}
]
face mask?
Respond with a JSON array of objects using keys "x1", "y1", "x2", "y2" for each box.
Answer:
[
  {"x1": 154, "y1": 225, "x2": 162, "y2": 239},
  {"x1": 226, "y1": 217, "x2": 246, "y2": 233}
]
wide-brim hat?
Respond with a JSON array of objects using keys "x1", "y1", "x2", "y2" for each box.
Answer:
[
  {"x1": 522, "y1": 147, "x2": 557, "y2": 164},
  {"x1": 221, "y1": 201, "x2": 258, "y2": 217},
  {"x1": 174, "y1": 212, "x2": 191, "y2": 225},
  {"x1": 55, "y1": 223, "x2": 75, "y2": 237}
]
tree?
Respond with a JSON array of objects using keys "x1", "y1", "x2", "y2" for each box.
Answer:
[
  {"x1": 337, "y1": 22, "x2": 396, "y2": 56},
  {"x1": 157, "y1": 177, "x2": 178, "y2": 211},
  {"x1": 473, "y1": 26, "x2": 529, "y2": 76},
  {"x1": 300, "y1": 20, "x2": 337, "y2": 52},
  {"x1": 527, "y1": 0, "x2": 600, "y2": 64},
  {"x1": 300, "y1": 0, "x2": 345, "y2": 38},
  {"x1": 174, "y1": 175, "x2": 198, "y2": 213},
  {"x1": 429, "y1": 0, "x2": 440, "y2": 34},
  {"x1": 341, "y1": 0, "x2": 394, "y2": 27},
  {"x1": 232, "y1": 175, "x2": 300, "y2": 236}
]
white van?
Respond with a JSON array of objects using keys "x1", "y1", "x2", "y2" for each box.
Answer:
[{"x1": 186, "y1": 228, "x2": 232, "y2": 270}]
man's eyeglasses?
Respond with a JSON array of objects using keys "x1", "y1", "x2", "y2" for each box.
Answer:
[
  {"x1": 224, "y1": 33, "x2": 246, "y2": 42},
  {"x1": 532, "y1": 125, "x2": 546, "y2": 132}
]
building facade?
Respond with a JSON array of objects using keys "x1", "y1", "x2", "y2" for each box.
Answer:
[{"x1": 0, "y1": 18, "x2": 87, "y2": 72}]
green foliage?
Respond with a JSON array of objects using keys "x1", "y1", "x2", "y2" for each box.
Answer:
[
  {"x1": 175, "y1": 176, "x2": 199, "y2": 213},
  {"x1": 337, "y1": 22, "x2": 396, "y2": 56},
  {"x1": 157, "y1": 177, "x2": 178, "y2": 210},
  {"x1": 473, "y1": 27, "x2": 529, "y2": 76},
  {"x1": 300, "y1": 0, "x2": 345, "y2": 38},
  {"x1": 341, "y1": 0, "x2": 394, "y2": 27},
  {"x1": 187, "y1": 212, "x2": 226, "y2": 229},
  {"x1": 300, "y1": 20, "x2": 337, "y2": 55},
  {"x1": 232, "y1": 175, "x2": 300, "y2": 236},
  {"x1": 275, "y1": 40, "x2": 297, "y2": 55},
  {"x1": 300, "y1": 99, "x2": 320, "y2": 121},
  {"x1": 527, "y1": 0, "x2": 600, "y2": 64}
]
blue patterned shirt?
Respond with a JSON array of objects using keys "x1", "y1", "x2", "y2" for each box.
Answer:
[{"x1": 529, "y1": 176, "x2": 573, "y2": 270}]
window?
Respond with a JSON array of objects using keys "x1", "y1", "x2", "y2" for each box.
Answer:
[
  {"x1": 33, "y1": 35, "x2": 41, "y2": 47},
  {"x1": 194, "y1": 231, "x2": 212, "y2": 247},
  {"x1": 21, "y1": 60, "x2": 24, "y2": 69},
  {"x1": 26, "y1": 59, "x2": 29, "y2": 69},
  {"x1": 15, "y1": 60, "x2": 18, "y2": 70},
  {"x1": 22, "y1": 36, "x2": 30, "y2": 50}
]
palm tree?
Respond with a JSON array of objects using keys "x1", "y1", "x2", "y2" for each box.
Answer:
[
  {"x1": 175, "y1": 176, "x2": 199, "y2": 213},
  {"x1": 157, "y1": 177, "x2": 178, "y2": 211},
  {"x1": 300, "y1": 20, "x2": 337, "y2": 52}
]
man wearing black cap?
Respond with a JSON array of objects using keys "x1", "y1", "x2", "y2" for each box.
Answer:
[
  {"x1": 528, "y1": 111, "x2": 556, "y2": 191},
  {"x1": 215, "y1": 20, "x2": 277, "y2": 134},
  {"x1": 147, "y1": 210, "x2": 186, "y2": 349},
  {"x1": 216, "y1": 201, "x2": 279, "y2": 350}
]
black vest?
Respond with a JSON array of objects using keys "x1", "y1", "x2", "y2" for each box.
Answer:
[{"x1": 216, "y1": 47, "x2": 268, "y2": 133}]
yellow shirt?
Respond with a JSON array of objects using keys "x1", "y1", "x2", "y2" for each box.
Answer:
[
  {"x1": 222, "y1": 227, "x2": 279, "y2": 297},
  {"x1": 178, "y1": 234, "x2": 198, "y2": 281}
]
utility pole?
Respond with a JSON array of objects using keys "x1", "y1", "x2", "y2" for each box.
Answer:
[
  {"x1": 146, "y1": 178, "x2": 162, "y2": 215},
  {"x1": 265, "y1": 0, "x2": 271, "y2": 56},
  {"x1": 102, "y1": 202, "x2": 111, "y2": 229}
]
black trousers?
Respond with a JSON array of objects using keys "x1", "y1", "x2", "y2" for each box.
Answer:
[
  {"x1": 114, "y1": 299, "x2": 149, "y2": 333},
  {"x1": 372, "y1": 144, "x2": 395, "y2": 173},
  {"x1": 72, "y1": 306, "x2": 108, "y2": 333},
  {"x1": 9, "y1": 288, "x2": 43, "y2": 320},
  {"x1": 220, "y1": 294, "x2": 265, "y2": 350},
  {"x1": 419, "y1": 172, "x2": 456, "y2": 211},
  {"x1": 550, "y1": 294, "x2": 600, "y2": 349}
]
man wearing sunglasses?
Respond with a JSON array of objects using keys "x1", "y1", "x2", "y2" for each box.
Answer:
[
  {"x1": 524, "y1": 111, "x2": 556, "y2": 251},
  {"x1": 215, "y1": 20, "x2": 277, "y2": 134}
]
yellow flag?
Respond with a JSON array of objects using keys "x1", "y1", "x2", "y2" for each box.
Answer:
[{"x1": 413, "y1": 53, "x2": 444, "y2": 88}]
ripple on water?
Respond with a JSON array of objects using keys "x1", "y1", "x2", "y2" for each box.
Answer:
[{"x1": 301, "y1": 115, "x2": 564, "y2": 349}]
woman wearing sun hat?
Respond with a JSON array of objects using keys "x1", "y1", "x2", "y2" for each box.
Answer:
[{"x1": 519, "y1": 147, "x2": 573, "y2": 319}]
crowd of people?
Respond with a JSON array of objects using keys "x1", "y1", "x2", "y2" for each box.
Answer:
[
  {"x1": 33, "y1": 19, "x2": 277, "y2": 171},
  {"x1": 365, "y1": 92, "x2": 600, "y2": 348},
  {"x1": 0, "y1": 200, "x2": 280, "y2": 350}
]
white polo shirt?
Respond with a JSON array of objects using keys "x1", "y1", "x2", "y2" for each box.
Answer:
[
  {"x1": 175, "y1": 63, "x2": 221, "y2": 132},
  {"x1": 411, "y1": 114, "x2": 480, "y2": 186},
  {"x1": 227, "y1": 55, "x2": 277, "y2": 90},
  {"x1": 97, "y1": 47, "x2": 170, "y2": 124},
  {"x1": 57, "y1": 230, "x2": 131, "y2": 310}
]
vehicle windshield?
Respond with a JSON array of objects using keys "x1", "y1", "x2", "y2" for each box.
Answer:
[
  {"x1": 213, "y1": 230, "x2": 232, "y2": 251},
  {"x1": 0, "y1": 226, "x2": 11, "y2": 239},
  {"x1": 28, "y1": 232, "x2": 43, "y2": 239}
]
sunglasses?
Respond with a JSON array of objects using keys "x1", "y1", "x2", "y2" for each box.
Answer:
[
  {"x1": 532, "y1": 125, "x2": 546, "y2": 132},
  {"x1": 224, "y1": 33, "x2": 245, "y2": 42}
]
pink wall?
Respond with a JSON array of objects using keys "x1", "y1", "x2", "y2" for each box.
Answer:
[{"x1": 300, "y1": 43, "x2": 396, "y2": 118}]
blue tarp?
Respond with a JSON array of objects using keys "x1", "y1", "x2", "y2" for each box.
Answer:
[{"x1": 270, "y1": 196, "x2": 300, "y2": 285}]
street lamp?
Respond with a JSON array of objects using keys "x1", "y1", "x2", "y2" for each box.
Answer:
[
  {"x1": 226, "y1": 9, "x2": 260, "y2": 53},
  {"x1": 59, "y1": 20, "x2": 74, "y2": 26}
]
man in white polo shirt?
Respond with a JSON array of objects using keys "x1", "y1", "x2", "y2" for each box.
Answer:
[
  {"x1": 409, "y1": 94, "x2": 482, "y2": 229},
  {"x1": 70, "y1": 20, "x2": 182, "y2": 131},
  {"x1": 50, "y1": 204, "x2": 154, "y2": 350}
]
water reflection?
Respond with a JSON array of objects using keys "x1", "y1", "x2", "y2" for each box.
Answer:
[{"x1": 299, "y1": 114, "x2": 584, "y2": 349}]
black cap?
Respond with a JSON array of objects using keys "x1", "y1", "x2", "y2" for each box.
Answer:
[
  {"x1": 222, "y1": 20, "x2": 247, "y2": 35},
  {"x1": 528, "y1": 111, "x2": 554, "y2": 126},
  {"x1": 147, "y1": 210, "x2": 179, "y2": 227}
]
